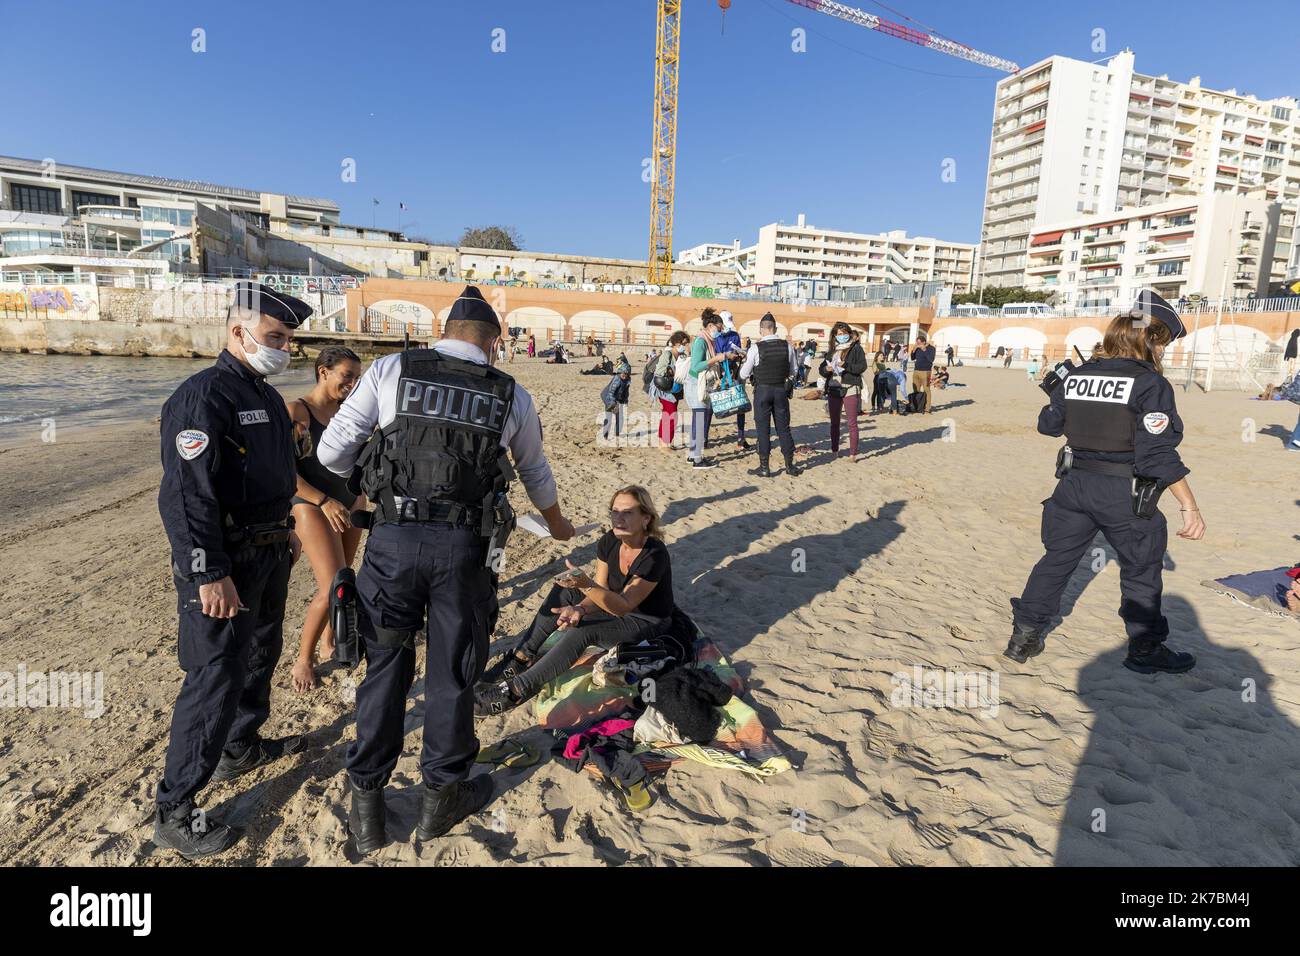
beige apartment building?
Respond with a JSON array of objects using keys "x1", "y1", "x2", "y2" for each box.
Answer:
[
  {"x1": 981, "y1": 50, "x2": 1300, "y2": 292},
  {"x1": 681, "y1": 214, "x2": 977, "y2": 291},
  {"x1": 1024, "y1": 191, "x2": 1280, "y2": 307}
]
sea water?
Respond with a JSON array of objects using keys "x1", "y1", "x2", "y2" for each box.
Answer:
[{"x1": 0, "y1": 353, "x2": 315, "y2": 446}]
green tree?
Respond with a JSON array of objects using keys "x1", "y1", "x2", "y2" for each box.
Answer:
[
  {"x1": 952, "y1": 286, "x2": 1056, "y2": 309},
  {"x1": 458, "y1": 225, "x2": 523, "y2": 250}
]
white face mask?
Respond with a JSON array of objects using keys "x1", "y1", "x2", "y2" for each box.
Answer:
[{"x1": 241, "y1": 325, "x2": 292, "y2": 376}]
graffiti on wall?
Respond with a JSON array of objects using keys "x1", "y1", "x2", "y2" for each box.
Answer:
[
  {"x1": 0, "y1": 285, "x2": 99, "y2": 320},
  {"x1": 256, "y1": 274, "x2": 362, "y2": 295}
]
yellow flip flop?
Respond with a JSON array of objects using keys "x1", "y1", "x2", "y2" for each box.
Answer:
[{"x1": 611, "y1": 778, "x2": 655, "y2": 814}]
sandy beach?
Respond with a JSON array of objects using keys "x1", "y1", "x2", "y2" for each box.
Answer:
[{"x1": 1, "y1": 359, "x2": 1297, "y2": 867}]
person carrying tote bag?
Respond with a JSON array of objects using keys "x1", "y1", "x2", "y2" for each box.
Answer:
[{"x1": 684, "y1": 309, "x2": 736, "y2": 469}]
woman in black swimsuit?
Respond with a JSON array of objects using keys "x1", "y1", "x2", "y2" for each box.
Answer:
[
  {"x1": 474, "y1": 485, "x2": 675, "y2": 716},
  {"x1": 287, "y1": 346, "x2": 364, "y2": 691}
]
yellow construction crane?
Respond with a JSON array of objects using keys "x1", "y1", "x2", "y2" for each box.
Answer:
[
  {"x1": 646, "y1": 0, "x2": 682, "y2": 285},
  {"x1": 646, "y1": 0, "x2": 1019, "y2": 286}
]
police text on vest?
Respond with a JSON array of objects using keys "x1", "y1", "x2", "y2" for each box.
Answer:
[{"x1": 1062, "y1": 375, "x2": 1134, "y2": 404}]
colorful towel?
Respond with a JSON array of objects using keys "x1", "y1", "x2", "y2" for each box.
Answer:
[
  {"x1": 1201, "y1": 567, "x2": 1300, "y2": 619},
  {"x1": 532, "y1": 636, "x2": 791, "y2": 778}
]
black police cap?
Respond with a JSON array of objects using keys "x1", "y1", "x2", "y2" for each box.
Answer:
[
  {"x1": 231, "y1": 281, "x2": 313, "y2": 328},
  {"x1": 1127, "y1": 289, "x2": 1186, "y2": 340},
  {"x1": 447, "y1": 285, "x2": 502, "y2": 328}
]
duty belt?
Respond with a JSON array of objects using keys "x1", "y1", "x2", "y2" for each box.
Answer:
[
  {"x1": 225, "y1": 519, "x2": 294, "y2": 548},
  {"x1": 388, "y1": 498, "x2": 484, "y2": 527},
  {"x1": 1070, "y1": 458, "x2": 1133, "y2": 478}
]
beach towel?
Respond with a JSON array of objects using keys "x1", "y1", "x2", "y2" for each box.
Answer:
[
  {"x1": 532, "y1": 628, "x2": 791, "y2": 779},
  {"x1": 1201, "y1": 566, "x2": 1300, "y2": 619}
]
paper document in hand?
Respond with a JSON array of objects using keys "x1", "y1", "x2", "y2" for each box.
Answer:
[{"x1": 516, "y1": 513, "x2": 600, "y2": 538}]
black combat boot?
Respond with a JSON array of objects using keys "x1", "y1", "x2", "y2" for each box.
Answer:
[
  {"x1": 749, "y1": 459, "x2": 772, "y2": 478},
  {"x1": 415, "y1": 776, "x2": 494, "y2": 841},
  {"x1": 211, "y1": 734, "x2": 307, "y2": 783},
  {"x1": 1003, "y1": 623, "x2": 1045, "y2": 663},
  {"x1": 348, "y1": 783, "x2": 388, "y2": 855},
  {"x1": 1123, "y1": 641, "x2": 1196, "y2": 674},
  {"x1": 784, "y1": 456, "x2": 804, "y2": 477},
  {"x1": 152, "y1": 804, "x2": 240, "y2": 860}
]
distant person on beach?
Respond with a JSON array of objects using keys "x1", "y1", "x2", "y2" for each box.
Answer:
[
  {"x1": 651, "y1": 331, "x2": 690, "y2": 451},
  {"x1": 318, "y1": 285, "x2": 575, "y2": 854},
  {"x1": 1027, "y1": 356, "x2": 1041, "y2": 382},
  {"x1": 717, "y1": 311, "x2": 750, "y2": 451},
  {"x1": 153, "y1": 281, "x2": 313, "y2": 860},
  {"x1": 945, "y1": 344, "x2": 955, "y2": 366},
  {"x1": 1003, "y1": 348, "x2": 1013, "y2": 368},
  {"x1": 684, "y1": 308, "x2": 738, "y2": 469},
  {"x1": 475, "y1": 485, "x2": 674, "y2": 717},
  {"x1": 870, "y1": 350, "x2": 890, "y2": 412},
  {"x1": 1007, "y1": 292, "x2": 1205, "y2": 674},
  {"x1": 821, "y1": 321, "x2": 867, "y2": 460},
  {"x1": 527, "y1": 334, "x2": 536, "y2": 358},
  {"x1": 1287, "y1": 329, "x2": 1299, "y2": 379},
  {"x1": 287, "y1": 346, "x2": 364, "y2": 692},
  {"x1": 740, "y1": 312, "x2": 802, "y2": 477},
  {"x1": 601, "y1": 366, "x2": 631, "y2": 440},
  {"x1": 910, "y1": 332, "x2": 936, "y2": 414}
]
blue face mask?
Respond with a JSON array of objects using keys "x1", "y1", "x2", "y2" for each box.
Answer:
[
  {"x1": 836, "y1": 334, "x2": 851, "y2": 344},
  {"x1": 710, "y1": 329, "x2": 721, "y2": 341}
]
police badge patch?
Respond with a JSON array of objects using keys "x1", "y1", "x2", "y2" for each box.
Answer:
[
  {"x1": 1143, "y1": 412, "x2": 1170, "y2": 435},
  {"x1": 176, "y1": 429, "x2": 210, "y2": 460}
]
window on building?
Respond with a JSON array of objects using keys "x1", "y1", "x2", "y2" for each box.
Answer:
[
  {"x1": 9, "y1": 183, "x2": 62, "y2": 214},
  {"x1": 1086, "y1": 127, "x2": 1094, "y2": 139},
  {"x1": 71, "y1": 189, "x2": 119, "y2": 211},
  {"x1": 1083, "y1": 146, "x2": 1091, "y2": 157},
  {"x1": 1100, "y1": 130, "x2": 1108, "y2": 141},
  {"x1": 1077, "y1": 201, "x2": 1085, "y2": 212},
  {"x1": 1081, "y1": 165, "x2": 1089, "y2": 175}
]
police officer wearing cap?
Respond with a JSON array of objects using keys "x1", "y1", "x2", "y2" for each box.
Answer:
[
  {"x1": 154, "y1": 281, "x2": 314, "y2": 859},
  {"x1": 1006, "y1": 291, "x2": 1206, "y2": 673},
  {"x1": 318, "y1": 285, "x2": 574, "y2": 854}
]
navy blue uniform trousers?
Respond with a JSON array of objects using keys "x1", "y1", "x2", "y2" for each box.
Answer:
[
  {"x1": 753, "y1": 383, "x2": 795, "y2": 462},
  {"x1": 157, "y1": 542, "x2": 292, "y2": 814},
  {"x1": 347, "y1": 521, "x2": 496, "y2": 791},
  {"x1": 1012, "y1": 470, "x2": 1169, "y2": 646}
]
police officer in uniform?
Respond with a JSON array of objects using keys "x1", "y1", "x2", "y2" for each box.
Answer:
[
  {"x1": 1006, "y1": 291, "x2": 1206, "y2": 673},
  {"x1": 318, "y1": 285, "x2": 574, "y2": 854},
  {"x1": 154, "y1": 281, "x2": 313, "y2": 859},
  {"x1": 739, "y1": 312, "x2": 803, "y2": 477}
]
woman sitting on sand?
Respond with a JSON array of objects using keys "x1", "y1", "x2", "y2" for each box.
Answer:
[
  {"x1": 286, "y1": 346, "x2": 365, "y2": 692},
  {"x1": 474, "y1": 485, "x2": 675, "y2": 717}
]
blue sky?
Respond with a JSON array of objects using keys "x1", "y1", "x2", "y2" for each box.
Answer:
[{"x1": 5, "y1": 0, "x2": 1295, "y2": 259}]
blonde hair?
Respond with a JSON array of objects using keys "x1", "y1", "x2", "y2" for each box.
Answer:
[
  {"x1": 609, "y1": 485, "x2": 662, "y2": 539},
  {"x1": 1099, "y1": 313, "x2": 1171, "y2": 373}
]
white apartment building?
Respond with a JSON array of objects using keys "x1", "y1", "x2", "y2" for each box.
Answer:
[
  {"x1": 676, "y1": 242, "x2": 740, "y2": 265},
  {"x1": 1024, "y1": 191, "x2": 1280, "y2": 308},
  {"x1": 684, "y1": 214, "x2": 977, "y2": 291},
  {"x1": 981, "y1": 50, "x2": 1300, "y2": 292}
]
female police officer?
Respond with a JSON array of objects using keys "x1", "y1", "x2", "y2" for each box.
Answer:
[{"x1": 1006, "y1": 291, "x2": 1206, "y2": 674}]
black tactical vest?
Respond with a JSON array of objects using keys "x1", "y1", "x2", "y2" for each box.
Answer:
[
  {"x1": 753, "y1": 339, "x2": 790, "y2": 386},
  {"x1": 1061, "y1": 359, "x2": 1142, "y2": 453},
  {"x1": 360, "y1": 349, "x2": 516, "y2": 523}
]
